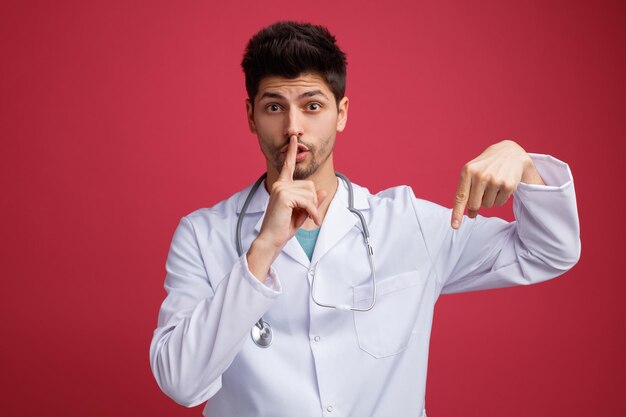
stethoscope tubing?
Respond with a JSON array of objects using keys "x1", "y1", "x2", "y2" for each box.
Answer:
[{"x1": 235, "y1": 172, "x2": 376, "y2": 348}]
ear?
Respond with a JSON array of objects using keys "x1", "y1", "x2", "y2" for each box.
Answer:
[
  {"x1": 336, "y1": 96, "x2": 349, "y2": 132},
  {"x1": 246, "y1": 98, "x2": 257, "y2": 133}
]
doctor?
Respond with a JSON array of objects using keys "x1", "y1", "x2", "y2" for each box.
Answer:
[{"x1": 150, "y1": 21, "x2": 580, "y2": 417}]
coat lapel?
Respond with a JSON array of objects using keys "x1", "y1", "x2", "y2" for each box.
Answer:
[{"x1": 310, "y1": 177, "x2": 370, "y2": 265}]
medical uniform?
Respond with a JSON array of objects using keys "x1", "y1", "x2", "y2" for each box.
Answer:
[{"x1": 150, "y1": 154, "x2": 580, "y2": 417}]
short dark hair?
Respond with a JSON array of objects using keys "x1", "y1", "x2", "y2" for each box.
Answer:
[{"x1": 241, "y1": 21, "x2": 347, "y2": 107}]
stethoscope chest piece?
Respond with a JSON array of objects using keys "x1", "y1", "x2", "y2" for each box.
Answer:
[
  {"x1": 238, "y1": 172, "x2": 375, "y2": 348},
  {"x1": 251, "y1": 319, "x2": 272, "y2": 348}
]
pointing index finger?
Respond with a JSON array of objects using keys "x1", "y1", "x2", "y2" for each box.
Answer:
[
  {"x1": 451, "y1": 170, "x2": 471, "y2": 229},
  {"x1": 279, "y1": 135, "x2": 298, "y2": 182}
]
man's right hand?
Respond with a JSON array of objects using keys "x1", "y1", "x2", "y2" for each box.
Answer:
[{"x1": 246, "y1": 135, "x2": 326, "y2": 281}]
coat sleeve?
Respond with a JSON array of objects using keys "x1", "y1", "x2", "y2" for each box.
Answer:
[
  {"x1": 411, "y1": 153, "x2": 581, "y2": 295},
  {"x1": 149, "y1": 216, "x2": 282, "y2": 407}
]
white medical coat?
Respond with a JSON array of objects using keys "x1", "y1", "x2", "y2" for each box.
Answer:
[{"x1": 150, "y1": 154, "x2": 580, "y2": 417}]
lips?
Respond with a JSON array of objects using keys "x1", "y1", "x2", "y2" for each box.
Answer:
[
  {"x1": 295, "y1": 150, "x2": 308, "y2": 162},
  {"x1": 280, "y1": 143, "x2": 310, "y2": 154}
]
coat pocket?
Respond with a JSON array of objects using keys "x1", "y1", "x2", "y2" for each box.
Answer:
[{"x1": 352, "y1": 270, "x2": 422, "y2": 358}]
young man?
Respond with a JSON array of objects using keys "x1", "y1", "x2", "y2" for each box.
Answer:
[{"x1": 150, "y1": 21, "x2": 580, "y2": 417}]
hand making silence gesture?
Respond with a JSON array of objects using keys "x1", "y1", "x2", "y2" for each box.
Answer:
[{"x1": 247, "y1": 135, "x2": 329, "y2": 281}]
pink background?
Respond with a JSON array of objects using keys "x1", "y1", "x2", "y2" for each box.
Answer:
[{"x1": 2, "y1": 0, "x2": 624, "y2": 415}]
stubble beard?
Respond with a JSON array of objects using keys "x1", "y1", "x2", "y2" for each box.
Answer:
[{"x1": 266, "y1": 137, "x2": 334, "y2": 180}]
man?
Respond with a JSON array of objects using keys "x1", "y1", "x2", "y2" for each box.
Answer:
[{"x1": 150, "y1": 21, "x2": 580, "y2": 417}]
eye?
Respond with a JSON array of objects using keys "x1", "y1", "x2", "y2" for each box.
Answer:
[
  {"x1": 266, "y1": 103, "x2": 282, "y2": 112},
  {"x1": 307, "y1": 102, "x2": 322, "y2": 111}
]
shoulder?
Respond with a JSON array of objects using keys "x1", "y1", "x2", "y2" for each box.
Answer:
[
  {"x1": 353, "y1": 182, "x2": 451, "y2": 226},
  {"x1": 360, "y1": 183, "x2": 445, "y2": 211},
  {"x1": 185, "y1": 193, "x2": 237, "y2": 222},
  {"x1": 351, "y1": 182, "x2": 413, "y2": 203},
  {"x1": 179, "y1": 183, "x2": 253, "y2": 236}
]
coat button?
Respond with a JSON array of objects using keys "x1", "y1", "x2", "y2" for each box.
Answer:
[
  {"x1": 326, "y1": 405, "x2": 334, "y2": 412},
  {"x1": 314, "y1": 335, "x2": 321, "y2": 342}
]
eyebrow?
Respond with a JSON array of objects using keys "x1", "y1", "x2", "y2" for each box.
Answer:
[{"x1": 258, "y1": 89, "x2": 330, "y2": 102}]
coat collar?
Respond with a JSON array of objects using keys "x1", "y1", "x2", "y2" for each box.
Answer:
[
  {"x1": 236, "y1": 175, "x2": 271, "y2": 215},
  {"x1": 236, "y1": 174, "x2": 371, "y2": 268}
]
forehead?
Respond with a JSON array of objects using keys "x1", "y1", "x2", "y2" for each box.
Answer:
[{"x1": 256, "y1": 73, "x2": 333, "y2": 101}]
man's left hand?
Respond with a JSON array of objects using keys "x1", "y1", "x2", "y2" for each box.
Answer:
[{"x1": 451, "y1": 139, "x2": 545, "y2": 229}]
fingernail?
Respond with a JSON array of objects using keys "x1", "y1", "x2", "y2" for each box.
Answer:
[{"x1": 452, "y1": 219, "x2": 460, "y2": 228}]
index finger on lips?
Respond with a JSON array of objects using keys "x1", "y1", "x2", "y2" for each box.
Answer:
[
  {"x1": 278, "y1": 135, "x2": 298, "y2": 182},
  {"x1": 451, "y1": 169, "x2": 471, "y2": 229}
]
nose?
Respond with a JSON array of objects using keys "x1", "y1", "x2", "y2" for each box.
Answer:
[{"x1": 284, "y1": 106, "x2": 304, "y2": 140}]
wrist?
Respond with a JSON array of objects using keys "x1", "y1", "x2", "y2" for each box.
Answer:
[
  {"x1": 253, "y1": 234, "x2": 283, "y2": 256},
  {"x1": 521, "y1": 156, "x2": 545, "y2": 185},
  {"x1": 246, "y1": 237, "x2": 282, "y2": 282}
]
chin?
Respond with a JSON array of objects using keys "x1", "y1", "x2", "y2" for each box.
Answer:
[{"x1": 293, "y1": 165, "x2": 318, "y2": 180}]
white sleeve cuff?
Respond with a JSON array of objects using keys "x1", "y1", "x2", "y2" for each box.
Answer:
[
  {"x1": 518, "y1": 153, "x2": 574, "y2": 191},
  {"x1": 240, "y1": 253, "x2": 282, "y2": 297}
]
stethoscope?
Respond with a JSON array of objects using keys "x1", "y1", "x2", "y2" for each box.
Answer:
[{"x1": 236, "y1": 172, "x2": 377, "y2": 348}]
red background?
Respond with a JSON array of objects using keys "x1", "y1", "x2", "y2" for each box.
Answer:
[{"x1": 2, "y1": 0, "x2": 624, "y2": 416}]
